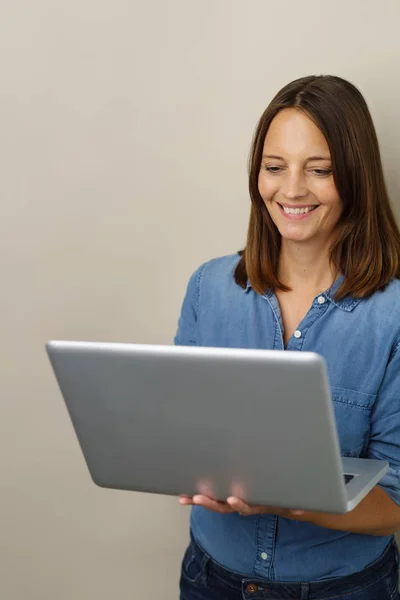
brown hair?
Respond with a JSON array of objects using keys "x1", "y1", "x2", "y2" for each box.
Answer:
[{"x1": 234, "y1": 75, "x2": 400, "y2": 299}]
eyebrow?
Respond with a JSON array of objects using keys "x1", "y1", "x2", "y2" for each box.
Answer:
[{"x1": 262, "y1": 154, "x2": 331, "y2": 161}]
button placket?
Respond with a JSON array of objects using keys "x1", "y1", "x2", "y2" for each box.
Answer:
[
  {"x1": 253, "y1": 514, "x2": 277, "y2": 579},
  {"x1": 286, "y1": 298, "x2": 330, "y2": 350}
]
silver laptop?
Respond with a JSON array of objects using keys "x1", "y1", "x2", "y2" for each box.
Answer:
[{"x1": 46, "y1": 341, "x2": 388, "y2": 514}]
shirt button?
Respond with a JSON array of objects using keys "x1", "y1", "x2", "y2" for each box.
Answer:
[
  {"x1": 317, "y1": 295, "x2": 325, "y2": 304},
  {"x1": 294, "y1": 330, "x2": 302, "y2": 338},
  {"x1": 261, "y1": 552, "x2": 268, "y2": 560}
]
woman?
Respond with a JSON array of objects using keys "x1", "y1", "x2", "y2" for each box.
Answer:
[{"x1": 174, "y1": 75, "x2": 400, "y2": 600}]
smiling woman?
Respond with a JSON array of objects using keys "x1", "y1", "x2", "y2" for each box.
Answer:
[
  {"x1": 235, "y1": 75, "x2": 400, "y2": 301},
  {"x1": 258, "y1": 109, "x2": 342, "y2": 247},
  {"x1": 175, "y1": 75, "x2": 400, "y2": 600}
]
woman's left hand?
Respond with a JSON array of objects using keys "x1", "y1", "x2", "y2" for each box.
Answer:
[{"x1": 179, "y1": 494, "x2": 306, "y2": 518}]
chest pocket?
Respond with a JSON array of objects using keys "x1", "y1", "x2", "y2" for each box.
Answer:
[{"x1": 331, "y1": 387, "x2": 376, "y2": 458}]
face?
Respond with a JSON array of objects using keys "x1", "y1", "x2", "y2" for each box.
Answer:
[{"x1": 258, "y1": 108, "x2": 342, "y2": 246}]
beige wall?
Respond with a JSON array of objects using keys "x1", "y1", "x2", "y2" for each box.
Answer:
[{"x1": 1, "y1": 1, "x2": 400, "y2": 598}]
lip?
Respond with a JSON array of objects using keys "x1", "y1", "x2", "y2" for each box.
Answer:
[
  {"x1": 277, "y1": 202, "x2": 320, "y2": 220},
  {"x1": 278, "y1": 202, "x2": 319, "y2": 209}
]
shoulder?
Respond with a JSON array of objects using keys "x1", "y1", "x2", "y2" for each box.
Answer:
[
  {"x1": 361, "y1": 278, "x2": 400, "y2": 344},
  {"x1": 198, "y1": 253, "x2": 242, "y2": 283},
  {"x1": 175, "y1": 254, "x2": 244, "y2": 346},
  {"x1": 183, "y1": 253, "x2": 243, "y2": 306},
  {"x1": 382, "y1": 277, "x2": 400, "y2": 297},
  {"x1": 367, "y1": 278, "x2": 400, "y2": 309},
  {"x1": 187, "y1": 253, "x2": 241, "y2": 288},
  {"x1": 381, "y1": 278, "x2": 400, "y2": 327}
]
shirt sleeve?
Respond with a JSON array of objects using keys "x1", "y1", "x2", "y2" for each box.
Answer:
[
  {"x1": 367, "y1": 339, "x2": 400, "y2": 505},
  {"x1": 173, "y1": 264, "x2": 204, "y2": 346}
]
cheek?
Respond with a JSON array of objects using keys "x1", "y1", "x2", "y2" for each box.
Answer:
[
  {"x1": 258, "y1": 173, "x2": 275, "y2": 201},
  {"x1": 328, "y1": 194, "x2": 343, "y2": 218},
  {"x1": 313, "y1": 181, "x2": 342, "y2": 214},
  {"x1": 320, "y1": 178, "x2": 338, "y2": 195}
]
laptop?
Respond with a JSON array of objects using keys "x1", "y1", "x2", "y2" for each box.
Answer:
[{"x1": 46, "y1": 340, "x2": 388, "y2": 514}]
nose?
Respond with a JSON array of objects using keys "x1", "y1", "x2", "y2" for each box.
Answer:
[{"x1": 281, "y1": 170, "x2": 307, "y2": 200}]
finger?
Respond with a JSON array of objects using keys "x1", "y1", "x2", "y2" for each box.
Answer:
[
  {"x1": 227, "y1": 497, "x2": 278, "y2": 516},
  {"x1": 226, "y1": 497, "x2": 252, "y2": 515},
  {"x1": 192, "y1": 495, "x2": 234, "y2": 514},
  {"x1": 179, "y1": 496, "x2": 194, "y2": 505}
]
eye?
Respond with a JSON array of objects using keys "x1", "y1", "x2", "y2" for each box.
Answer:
[
  {"x1": 264, "y1": 166, "x2": 283, "y2": 174},
  {"x1": 310, "y1": 168, "x2": 332, "y2": 177}
]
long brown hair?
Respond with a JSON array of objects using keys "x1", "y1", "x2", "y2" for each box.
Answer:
[{"x1": 234, "y1": 75, "x2": 400, "y2": 299}]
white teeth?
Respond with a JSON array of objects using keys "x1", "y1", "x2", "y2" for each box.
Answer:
[{"x1": 282, "y1": 206, "x2": 316, "y2": 215}]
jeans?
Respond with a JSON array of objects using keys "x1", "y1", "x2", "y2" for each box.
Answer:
[{"x1": 180, "y1": 533, "x2": 400, "y2": 600}]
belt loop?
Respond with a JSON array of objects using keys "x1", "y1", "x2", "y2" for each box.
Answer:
[
  {"x1": 199, "y1": 553, "x2": 210, "y2": 586},
  {"x1": 300, "y1": 582, "x2": 310, "y2": 600}
]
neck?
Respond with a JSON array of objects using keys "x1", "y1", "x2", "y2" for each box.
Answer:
[{"x1": 278, "y1": 238, "x2": 337, "y2": 293}]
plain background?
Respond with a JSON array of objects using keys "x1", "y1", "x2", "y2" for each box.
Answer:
[{"x1": 1, "y1": 1, "x2": 400, "y2": 598}]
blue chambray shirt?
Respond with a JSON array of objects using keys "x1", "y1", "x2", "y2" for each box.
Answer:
[{"x1": 174, "y1": 253, "x2": 400, "y2": 581}]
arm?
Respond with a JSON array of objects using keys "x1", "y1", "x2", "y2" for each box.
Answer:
[
  {"x1": 182, "y1": 485, "x2": 400, "y2": 536},
  {"x1": 174, "y1": 264, "x2": 202, "y2": 347},
  {"x1": 281, "y1": 485, "x2": 400, "y2": 536}
]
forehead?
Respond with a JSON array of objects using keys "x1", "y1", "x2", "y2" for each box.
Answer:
[{"x1": 263, "y1": 108, "x2": 330, "y2": 157}]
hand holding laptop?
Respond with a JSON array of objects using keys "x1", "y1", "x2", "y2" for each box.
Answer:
[{"x1": 179, "y1": 494, "x2": 306, "y2": 518}]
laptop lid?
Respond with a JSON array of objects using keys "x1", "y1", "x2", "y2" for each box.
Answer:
[{"x1": 47, "y1": 341, "x2": 356, "y2": 512}]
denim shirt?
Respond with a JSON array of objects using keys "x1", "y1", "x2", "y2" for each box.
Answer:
[{"x1": 174, "y1": 253, "x2": 400, "y2": 581}]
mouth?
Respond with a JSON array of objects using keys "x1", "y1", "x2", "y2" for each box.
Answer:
[{"x1": 277, "y1": 202, "x2": 320, "y2": 220}]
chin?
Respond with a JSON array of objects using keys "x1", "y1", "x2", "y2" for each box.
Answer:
[
  {"x1": 282, "y1": 235, "x2": 310, "y2": 243},
  {"x1": 278, "y1": 228, "x2": 313, "y2": 243}
]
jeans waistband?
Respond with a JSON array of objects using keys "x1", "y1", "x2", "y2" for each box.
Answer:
[{"x1": 190, "y1": 531, "x2": 399, "y2": 598}]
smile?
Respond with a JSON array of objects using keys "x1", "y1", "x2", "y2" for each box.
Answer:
[{"x1": 277, "y1": 203, "x2": 319, "y2": 220}]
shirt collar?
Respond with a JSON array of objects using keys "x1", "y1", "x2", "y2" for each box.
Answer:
[{"x1": 324, "y1": 275, "x2": 361, "y2": 312}]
